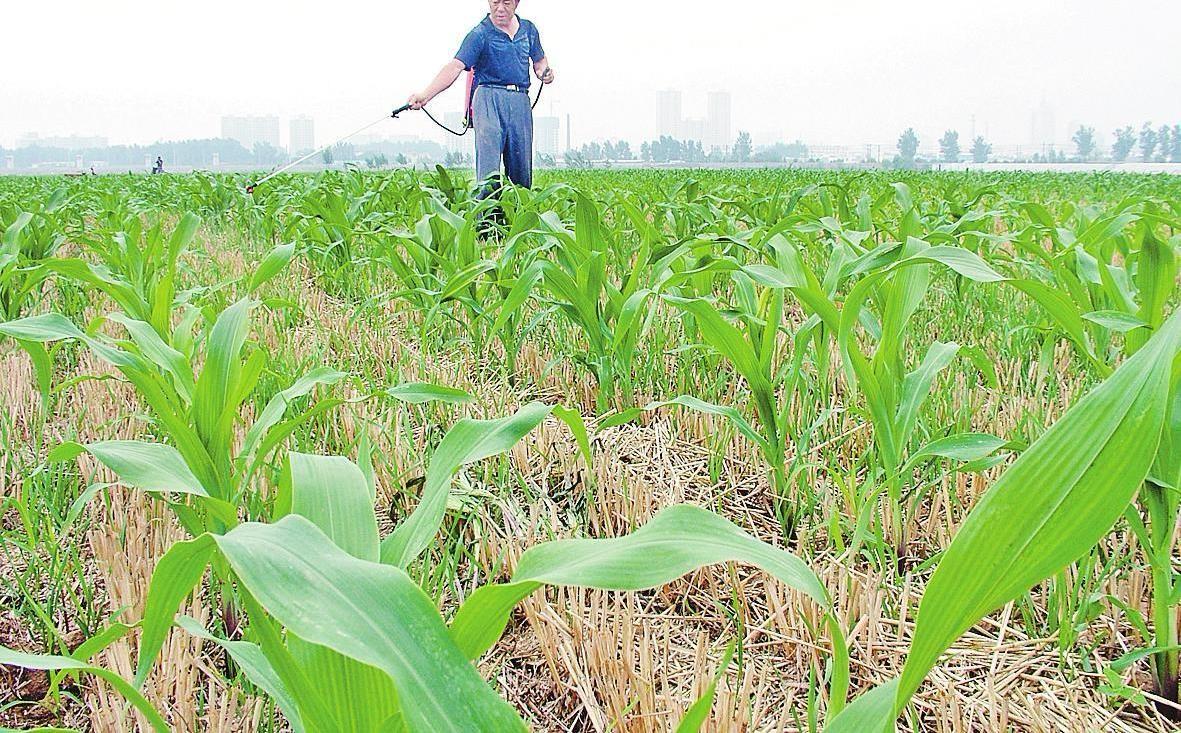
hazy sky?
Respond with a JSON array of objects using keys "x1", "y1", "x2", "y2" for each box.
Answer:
[{"x1": 3, "y1": 1, "x2": 1180, "y2": 151}]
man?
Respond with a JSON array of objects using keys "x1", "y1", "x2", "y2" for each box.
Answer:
[{"x1": 408, "y1": 0, "x2": 554, "y2": 194}]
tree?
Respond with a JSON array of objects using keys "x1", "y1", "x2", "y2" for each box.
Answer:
[
  {"x1": 321, "y1": 148, "x2": 334, "y2": 165},
  {"x1": 1072, "y1": 126, "x2": 1096, "y2": 160},
  {"x1": 617, "y1": 141, "x2": 633, "y2": 161},
  {"x1": 563, "y1": 149, "x2": 589, "y2": 168},
  {"x1": 1157, "y1": 125, "x2": 1171, "y2": 162},
  {"x1": 252, "y1": 142, "x2": 284, "y2": 165},
  {"x1": 1112, "y1": 127, "x2": 1136, "y2": 162},
  {"x1": 939, "y1": 130, "x2": 961, "y2": 163},
  {"x1": 1139, "y1": 123, "x2": 1158, "y2": 162},
  {"x1": 1171, "y1": 125, "x2": 1181, "y2": 163},
  {"x1": 897, "y1": 128, "x2": 919, "y2": 167},
  {"x1": 733, "y1": 131, "x2": 752, "y2": 163},
  {"x1": 395, "y1": 153, "x2": 409, "y2": 166},
  {"x1": 971, "y1": 136, "x2": 992, "y2": 164}
]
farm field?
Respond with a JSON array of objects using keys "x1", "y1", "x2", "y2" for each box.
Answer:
[{"x1": 1, "y1": 168, "x2": 1180, "y2": 732}]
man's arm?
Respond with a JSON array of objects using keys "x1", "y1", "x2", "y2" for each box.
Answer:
[
  {"x1": 533, "y1": 57, "x2": 555, "y2": 84},
  {"x1": 408, "y1": 59, "x2": 466, "y2": 109}
]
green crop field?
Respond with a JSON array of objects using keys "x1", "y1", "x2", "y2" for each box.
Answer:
[{"x1": 1, "y1": 168, "x2": 1180, "y2": 731}]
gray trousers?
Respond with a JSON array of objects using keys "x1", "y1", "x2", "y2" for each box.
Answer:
[{"x1": 473, "y1": 85, "x2": 533, "y2": 194}]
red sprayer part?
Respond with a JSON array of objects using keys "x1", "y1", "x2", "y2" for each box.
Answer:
[{"x1": 464, "y1": 68, "x2": 476, "y2": 127}]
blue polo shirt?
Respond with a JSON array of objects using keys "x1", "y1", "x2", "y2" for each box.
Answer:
[{"x1": 455, "y1": 15, "x2": 545, "y2": 90}]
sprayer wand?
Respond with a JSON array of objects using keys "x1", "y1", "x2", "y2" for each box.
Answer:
[{"x1": 246, "y1": 104, "x2": 413, "y2": 194}]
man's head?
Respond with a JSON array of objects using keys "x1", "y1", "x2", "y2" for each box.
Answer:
[{"x1": 487, "y1": 0, "x2": 519, "y2": 25}]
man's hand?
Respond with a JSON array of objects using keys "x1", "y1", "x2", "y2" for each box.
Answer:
[
  {"x1": 407, "y1": 92, "x2": 429, "y2": 110},
  {"x1": 540, "y1": 67, "x2": 555, "y2": 84}
]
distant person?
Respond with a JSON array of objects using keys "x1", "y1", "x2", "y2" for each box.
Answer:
[
  {"x1": 152, "y1": 156, "x2": 164, "y2": 174},
  {"x1": 407, "y1": 0, "x2": 554, "y2": 198}
]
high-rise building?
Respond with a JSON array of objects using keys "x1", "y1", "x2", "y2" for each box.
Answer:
[
  {"x1": 289, "y1": 116, "x2": 315, "y2": 155},
  {"x1": 221, "y1": 116, "x2": 281, "y2": 152},
  {"x1": 706, "y1": 91, "x2": 732, "y2": 152},
  {"x1": 1029, "y1": 99, "x2": 1055, "y2": 150},
  {"x1": 681, "y1": 118, "x2": 706, "y2": 144},
  {"x1": 657, "y1": 90, "x2": 683, "y2": 138},
  {"x1": 535, "y1": 116, "x2": 560, "y2": 157}
]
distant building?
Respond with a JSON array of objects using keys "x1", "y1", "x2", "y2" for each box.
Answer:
[
  {"x1": 705, "y1": 91, "x2": 732, "y2": 152},
  {"x1": 681, "y1": 118, "x2": 706, "y2": 144},
  {"x1": 535, "y1": 116, "x2": 560, "y2": 157},
  {"x1": 657, "y1": 90, "x2": 732, "y2": 150},
  {"x1": 17, "y1": 132, "x2": 108, "y2": 150},
  {"x1": 1029, "y1": 99, "x2": 1056, "y2": 151},
  {"x1": 221, "y1": 115, "x2": 280, "y2": 152},
  {"x1": 289, "y1": 116, "x2": 315, "y2": 155},
  {"x1": 657, "y1": 90, "x2": 683, "y2": 138}
]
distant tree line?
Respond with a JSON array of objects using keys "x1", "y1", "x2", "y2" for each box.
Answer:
[
  {"x1": 562, "y1": 140, "x2": 634, "y2": 167},
  {"x1": 0, "y1": 138, "x2": 283, "y2": 169},
  {"x1": 898, "y1": 121, "x2": 1181, "y2": 167},
  {"x1": 1, "y1": 136, "x2": 451, "y2": 171}
]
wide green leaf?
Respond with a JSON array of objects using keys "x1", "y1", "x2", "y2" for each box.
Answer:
[
  {"x1": 381, "y1": 402, "x2": 552, "y2": 568},
  {"x1": 216, "y1": 517, "x2": 526, "y2": 731},
  {"x1": 449, "y1": 504, "x2": 828, "y2": 660},
  {"x1": 277, "y1": 452, "x2": 379, "y2": 561},
  {"x1": 385, "y1": 382, "x2": 473, "y2": 405},
  {"x1": 50, "y1": 440, "x2": 208, "y2": 497}
]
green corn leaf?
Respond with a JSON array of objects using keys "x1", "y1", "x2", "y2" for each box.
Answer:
[
  {"x1": 551, "y1": 404, "x2": 593, "y2": 469},
  {"x1": 489, "y1": 261, "x2": 544, "y2": 336},
  {"x1": 449, "y1": 504, "x2": 828, "y2": 660},
  {"x1": 830, "y1": 306, "x2": 1181, "y2": 731},
  {"x1": 2, "y1": 211, "x2": 34, "y2": 252},
  {"x1": 825, "y1": 677, "x2": 899, "y2": 733},
  {"x1": 175, "y1": 616, "x2": 304, "y2": 733},
  {"x1": 192, "y1": 298, "x2": 253, "y2": 461},
  {"x1": 241, "y1": 368, "x2": 348, "y2": 462},
  {"x1": 0, "y1": 647, "x2": 169, "y2": 732},
  {"x1": 385, "y1": 382, "x2": 473, "y2": 405},
  {"x1": 14, "y1": 338, "x2": 54, "y2": 405},
  {"x1": 665, "y1": 296, "x2": 772, "y2": 396},
  {"x1": 217, "y1": 516, "x2": 526, "y2": 731},
  {"x1": 438, "y1": 259, "x2": 497, "y2": 301},
  {"x1": 107, "y1": 312, "x2": 195, "y2": 401},
  {"x1": 167, "y1": 212, "x2": 201, "y2": 261},
  {"x1": 277, "y1": 453, "x2": 379, "y2": 562},
  {"x1": 248, "y1": 242, "x2": 296, "y2": 293},
  {"x1": 0, "y1": 313, "x2": 85, "y2": 342},
  {"x1": 69, "y1": 622, "x2": 134, "y2": 664},
  {"x1": 909, "y1": 433, "x2": 1007, "y2": 465},
  {"x1": 381, "y1": 402, "x2": 553, "y2": 568},
  {"x1": 1083, "y1": 310, "x2": 1150, "y2": 334},
  {"x1": 644, "y1": 395, "x2": 770, "y2": 454},
  {"x1": 135, "y1": 535, "x2": 216, "y2": 687},
  {"x1": 49, "y1": 440, "x2": 208, "y2": 497},
  {"x1": 286, "y1": 635, "x2": 398, "y2": 731},
  {"x1": 898, "y1": 309, "x2": 1181, "y2": 702},
  {"x1": 895, "y1": 341, "x2": 959, "y2": 446}
]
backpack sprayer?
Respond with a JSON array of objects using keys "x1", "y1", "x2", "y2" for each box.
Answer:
[{"x1": 245, "y1": 70, "x2": 544, "y2": 194}]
